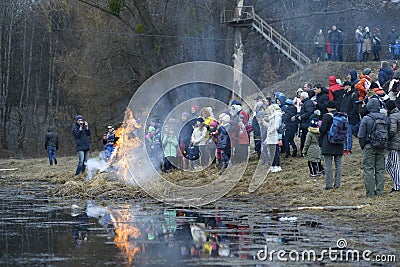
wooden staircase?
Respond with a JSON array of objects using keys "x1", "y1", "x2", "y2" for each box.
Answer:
[{"x1": 222, "y1": 6, "x2": 311, "y2": 69}]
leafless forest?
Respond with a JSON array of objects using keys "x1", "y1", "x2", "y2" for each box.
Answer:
[{"x1": 1, "y1": 0, "x2": 399, "y2": 157}]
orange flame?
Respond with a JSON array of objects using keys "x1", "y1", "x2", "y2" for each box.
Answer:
[
  {"x1": 112, "y1": 208, "x2": 142, "y2": 264},
  {"x1": 114, "y1": 108, "x2": 142, "y2": 181}
]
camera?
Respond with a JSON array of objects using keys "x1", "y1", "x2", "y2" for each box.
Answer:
[{"x1": 355, "y1": 97, "x2": 368, "y2": 105}]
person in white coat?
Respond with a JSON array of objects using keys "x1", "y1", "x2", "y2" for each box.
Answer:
[{"x1": 264, "y1": 104, "x2": 283, "y2": 172}]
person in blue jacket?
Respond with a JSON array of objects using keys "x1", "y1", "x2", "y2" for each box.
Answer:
[{"x1": 72, "y1": 115, "x2": 91, "y2": 175}]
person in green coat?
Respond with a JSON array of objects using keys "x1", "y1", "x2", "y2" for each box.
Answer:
[
  {"x1": 162, "y1": 129, "x2": 178, "y2": 172},
  {"x1": 302, "y1": 119, "x2": 323, "y2": 179}
]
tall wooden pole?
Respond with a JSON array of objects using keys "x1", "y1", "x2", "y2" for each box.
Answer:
[{"x1": 232, "y1": 0, "x2": 244, "y2": 100}]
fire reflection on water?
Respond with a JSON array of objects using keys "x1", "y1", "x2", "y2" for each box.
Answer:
[{"x1": 111, "y1": 207, "x2": 142, "y2": 264}]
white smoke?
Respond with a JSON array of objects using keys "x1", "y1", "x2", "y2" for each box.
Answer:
[{"x1": 86, "y1": 155, "x2": 108, "y2": 180}]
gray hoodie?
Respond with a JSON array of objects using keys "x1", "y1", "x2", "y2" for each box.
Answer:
[{"x1": 358, "y1": 98, "x2": 387, "y2": 149}]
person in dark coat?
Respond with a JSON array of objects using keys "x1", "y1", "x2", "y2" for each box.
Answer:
[
  {"x1": 358, "y1": 98, "x2": 387, "y2": 197},
  {"x1": 72, "y1": 115, "x2": 91, "y2": 175},
  {"x1": 378, "y1": 61, "x2": 394, "y2": 86},
  {"x1": 319, "y1": 101, "x2": 344, "y2": 190},
  {"x1": 340, "y1": 81, "x2": 360, "y2": 154},
  {"x1": 312, "y1": 84, "x2": 329, "y2": 117},
  {"x1": 296, "y1": 92, "x2": 315, "y2": 156},
  {"x1": 346, "y1": 69, "x2": 359, "y2": 89},
  {"x1": 282, "y1": 99, "x2": 298, "y2": 157},
  {"x1": 45, "y1": 126, "x2": 59, "y2": 166}
]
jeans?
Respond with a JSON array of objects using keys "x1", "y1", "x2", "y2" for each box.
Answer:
[
  {"x1": 344, "y1": 124, "x2": 354, "y2": 151},
  {"x1": 284, "y1": 130, "x2": 297, "y2": 156},
  {"x1": 76, "y1": 150, "x2": 89, "y2": 175},
  {"x1": 330, "y1": 42, "x2": 338, "y2": 61},
  {"x1": 316, "y1": 47, "x2": 323, "y2": 60},
  {"x1": 324, "y1": 154, "x2": 342, "y2": 189},
  {"x1": 362, "y1": 145, "x2": 385, "y2": 196},
  {"x1": 356, "y1": 43, "x2": 363, "y2": 62},
  {"x1": 47, "y1": 146, "x2": 57, "y2": 165}
]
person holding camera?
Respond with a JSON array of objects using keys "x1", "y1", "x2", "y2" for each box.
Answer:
[{"x1": 72, "y1": 115, "x2": 91, "y2": 175}]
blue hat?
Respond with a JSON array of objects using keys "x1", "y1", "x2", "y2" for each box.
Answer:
[
  {"x1": 231, "y1": 100, "x2": 242, "y2": 106},
  {"x1": 285, "y1": 99, "x2": 294, "y2": 105},
  {"x1": 75, "y1": 115, "x2": 83, "y2": 121},
  {"x1": 310, "y1": 119, "x2": 319, "y2": 128}
]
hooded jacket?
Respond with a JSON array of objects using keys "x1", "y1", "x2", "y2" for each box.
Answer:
[
  {"x1": 328, "y1": 76, "x2": 344, "y2": 108},
  {"x1": 298, "y1": 97, "x2": 316, "y2": 129},
  {"x1": 315, "y1": 87, "x2": 329, "y2": 115},
  {"x1": 72, "y1": 122, "x2": 91, "y2": 152},
  {"x1": 357, "y1": 98, "x2": 387, "y2": 149},
  {"x1": 355, "y1": 74, "x2": 371, "y2": 100},
  {"x1": 378, "y1": 67, "x2": 394, "y2": 86},
  {"x1": 340, "y1": 88, "x2": 360, "y2": 125},
  {"x1": 45, "y1": 127, "x2": 58, "y2": 149},
  {"x1": 387, "y1": 107, "x2": 400, "y2": 151},
  {"x1": 348, "y1": 70, "x2": 360, "y2": 88}
]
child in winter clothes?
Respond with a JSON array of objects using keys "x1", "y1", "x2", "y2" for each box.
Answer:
[
  {"x1": 162, "y1": 129, "x2": 178, "y2": 172},
  {"x1": 302, "y1": 119, "x2": 324, "y2": 178},
  {"x1": 217, "y1": 113, "x2": 232, "y2": 169}
]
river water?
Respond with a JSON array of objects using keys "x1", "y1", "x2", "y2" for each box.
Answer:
[{"x1": 0, "y1": 181, "x2": 398, "y2": 266}]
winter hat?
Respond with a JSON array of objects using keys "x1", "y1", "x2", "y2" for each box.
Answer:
[
  {"x1": 327, "y1": 101, "x2": 337, "y2": 109},
  {"x1": 363, "y1": 68, "x2": 372, "y2": 75},
  {"x1": 192, "y1": 106, "x2": 199, "y2": 112},
  {"x1": 182, "y1": 112, "x2": 189, "y2": 118},
  {"x1": 285, "y1": 99, "x2": 294, "y2": 105},
  {"x1": 231, "y1": 99, "x2": 242, "y2": 106},
  {"x1": 314, "y1": 109, "x2": 321, "y2": 116},
  {"x1": 210, "y1": 120, "x2": 218, "y2": 128},
  {"x1": 370, "y1": 82, "x2": 380, "y2": 90},
  {"x1": 385, "y1": 100, "x2": 397, "y2": 111},
  {"x1": 75, "y1": 115, "x2": 84, "y2": 121},
  {"x1": 309, "y1": 119, "x2": 319, "y2": 128},
  {"x1": 343, "y1": 81, "x2": 352, "y2": 87},
  {"x1": 221, "y1": 114, "x2": 231, "y2": 123}
]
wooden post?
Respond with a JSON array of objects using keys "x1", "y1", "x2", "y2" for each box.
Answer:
[{"x1": 232, "y1": 0, "x2": 244, "y2": 100}]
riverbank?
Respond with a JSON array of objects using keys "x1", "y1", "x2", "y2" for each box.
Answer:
[{"x1": 0, "y1": 146, "x2": 399, "y2": 240}]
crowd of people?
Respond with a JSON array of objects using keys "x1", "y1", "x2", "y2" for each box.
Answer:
[
  {"x1": 138, "y1": 61, "x2": 400, "y2": 196},
  {"x1": 65, "y1": 61, "x2": 400, "y2": 197},
  {"x1": 312, "y1": 25, "x2": 400, "y2": 62}
]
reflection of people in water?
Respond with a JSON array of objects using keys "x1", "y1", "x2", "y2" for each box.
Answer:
[{"x1": 71, "y1": 212, "x2": 89, "y2": 247}]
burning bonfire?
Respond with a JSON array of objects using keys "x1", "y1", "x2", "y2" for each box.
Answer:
[{"x1": 105, "y1": 108, "x2": 143, "y2": 183}]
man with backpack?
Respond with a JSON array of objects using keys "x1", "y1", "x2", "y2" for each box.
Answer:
[
  {"x1": 358, "y1": 98, "x2": 388, "y2": 197},
  {"x1": 319, "y1": 101, "x2": 346, "y2": 190}
]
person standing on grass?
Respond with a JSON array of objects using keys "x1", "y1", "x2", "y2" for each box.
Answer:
[
  {"x1": 45, "y1": 126, "x2": 58, "y2": 166},
  {"x1": 385, "y1": 100, "x2": 400, "y2": 193},
  {"x1": 319, "y1": 101, "x2": 344, "y2": 190},
  {"x1": 340, "y1": 81, "x2": 360, "y2": 155},
  {"x1": 302, "y1": 119, "x2": 323, "y2": 179},
  {"x1": 358, "y1": 98, "x2": 387, "y2": 197},
  {"x1": 72, "y1": 115, "x2": 91, "y2": 176}
]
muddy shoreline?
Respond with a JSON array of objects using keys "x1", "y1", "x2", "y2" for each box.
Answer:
[{"x1": 1, "y1": 150, "x2": 399, "y2": 240}]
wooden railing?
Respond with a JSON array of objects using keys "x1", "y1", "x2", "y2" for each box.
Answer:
[{"x1": 222, "y1": 6, "x2": 311, "y2": 69}]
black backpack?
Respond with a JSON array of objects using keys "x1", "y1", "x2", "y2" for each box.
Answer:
[{"x1": 367, "y1": 114, "x2": 388, "y2": 149}]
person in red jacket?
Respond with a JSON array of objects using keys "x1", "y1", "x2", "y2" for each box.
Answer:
[{"x1": 327, "y1": 76, "x2": 344, "y2": 110}]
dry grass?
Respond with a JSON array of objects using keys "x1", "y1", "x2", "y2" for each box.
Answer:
[{"x1": 1, "y1": 141, "x2": 398, "y2": 236}]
